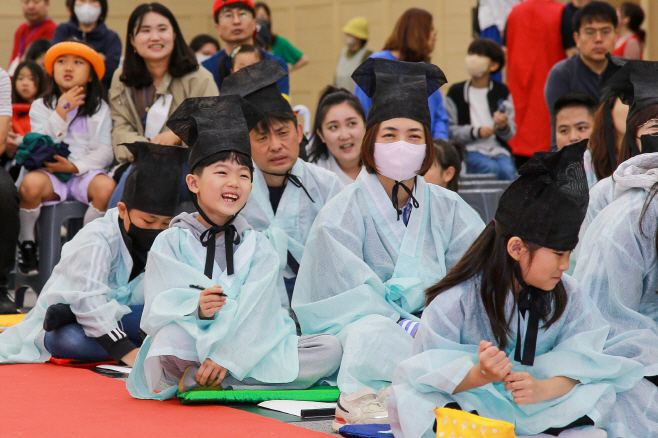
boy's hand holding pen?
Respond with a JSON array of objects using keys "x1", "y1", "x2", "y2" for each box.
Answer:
[{"x1": 190, "y1": 284, "x2": 227, "y2": 319}]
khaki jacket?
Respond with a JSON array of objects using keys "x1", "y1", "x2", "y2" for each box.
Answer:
[{"x1": 109, "y1": 66, "x2": 218, "y2": 163}]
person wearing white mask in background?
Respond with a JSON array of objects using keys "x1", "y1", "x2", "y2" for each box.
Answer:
[
  {"x1": 292, "y1": 58, "x2": 485, "y2": 430},
  {"x1": 307, "y1": 86, "x2": 366, "y2": 185},
  {"x1": 189, "y1": 34, "x2": 220, "y2": 64},
  {"x1": 445, "y1": 38, "x2": 517, "y2": 180},
  {"x1": 52, "y1": 0, "x2": 121, "y2": 92}
]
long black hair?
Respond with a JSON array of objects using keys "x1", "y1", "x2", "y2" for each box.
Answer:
[
  {"x1": 425, "y1": 222, "x2": 568, "y2": 350},
  {"x1": 120, "y1": 3, "x2": 198, "y2": 89},
  {"x1": 43, "y1": 40, "x2": 104, "y2": 119},
  {"x1": 12, "y1": 61, "x2": 46, "y2": 104},
  {"x1": 308, "y1": 85, "x2": 366, "y2": 163}
]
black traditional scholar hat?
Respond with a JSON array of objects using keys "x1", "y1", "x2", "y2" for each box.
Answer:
[
  {"x1": 494, "y1": 139, "x2": 589, "y2": 252},
  {"x1": 607, "y1": 60, "x2": 658, "y2": 123},
  {"x1": 351, "y1": 57, "x2": 447, "y2": 130},
  {"x1": 221, "y1": 59, "x2": 292, "y2": 115},
  {"x1": 119, "y1": 142, "x2": 188, "y2": 217},
  {"x1": 166, "y1": 95, "x2": 264, "y2": 172}
]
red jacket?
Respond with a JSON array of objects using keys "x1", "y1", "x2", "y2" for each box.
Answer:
[
  {"x1": 9, "y1": 18, "x2": 57, "y2": 67},
  {"x1": 12, "y1": 103, "x2": 31, "y2": 136},
  {"x1": 506, "y1": 0, "x2": 566, "y2": 157}
]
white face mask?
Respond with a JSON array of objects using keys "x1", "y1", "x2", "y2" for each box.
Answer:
[
  {"x1": 196, "y1": 53, "x2": 212, "y2": 64},
  {"x1": 374, "y1": 141, "x2": 426, "y2": 182},
  {"x1": 464, "y1": 54, "x2": 491, "y2": 78},
  {"x1": 74, "y1": 4, "x2": 102, "y2": 25}
]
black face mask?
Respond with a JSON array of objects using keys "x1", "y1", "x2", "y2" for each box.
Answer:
[
  {"x1": 126, "y1": 221, "x2": 162, "y2": 253},
  {"x1": 640, "y1": 135, "x2": 658, "y2": 154}
]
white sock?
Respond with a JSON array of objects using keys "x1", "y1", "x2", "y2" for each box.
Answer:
[
  {"x1": 18, "y1": 206, "x2": 41, "y2": 243},
  {"x1": 83, "y1": 204, "x2": 105, "y2": 225}
]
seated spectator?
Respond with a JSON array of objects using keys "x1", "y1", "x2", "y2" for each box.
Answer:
[
  {"x1": 423, "y1": 139, "x2": 465, "y2": 192},
  {"x1": 52, "y1": 0, "x2": 122, "y2": 92},
  {"x1": 588, "y1": 95, "x2": 628, "y2": 181},
  {"x1": 229, "y1": 45, "x2": 264, "y2": 73},
  {"x1": 255, "y1": 2, "x2": 309, "y2": 72},
  {"x1": 23, "y1": 38, "x2": 51, "y2": 71},
  {"x1": 201, "y1": 0, "x2": 289, "y2": 94},
  {"x1": 107, "y1": 2, "x2": 218, "y2": 208},
  {"x1": 334, "y1": 17, "x2": 372, "y2": 94},
  {"x1": 0, "y1": 67, "x2": 20, "y2": 314},
  {"x1": 552, "y1": 93, "x2": 597, "y2": 186},
  {"x1": 354, "y1": 8, "x2": 449, "y2": 140},
  {"x1": 614, "y1": 2, "x2": 644, "y2": 60},
  {"x1": 545, "y1": 1, "x2": 617, "y2": 149},
  {"x1": 445, "y1": 38, "x2": 516, "y2": 181},
  {"x1": 307, "y1": 85, "x2": 365, "y2": 185},
  {"x1": 189, "y1": 34, "x2": 220, "y2": 64},
  {"x1": 17, "y1": 41, "x2": 115, "y2": 275},
  {"x1": 0, "y1": 142, "x2": 187, "y2": 365},
  {"x1": 8, "y1": 0, "x2": 57, "y2": 76},
  {"x1": 4, "y1": 61, "x2": 46, "y2": 178}
]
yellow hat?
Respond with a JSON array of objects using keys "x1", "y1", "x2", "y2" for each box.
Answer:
[
  {"x1": 44, "y1": 41, "x2": 106, "y2": 80},
  {"x1": 434, "y1": 408, "x2": 516, "y2": 438},
  {"x1": 342, "y1": 17, "x2": 369, "y2": 41}
]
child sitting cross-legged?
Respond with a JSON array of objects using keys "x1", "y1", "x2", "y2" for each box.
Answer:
[{"x1": 128, "y1": 95, "x2": 342, "y2": 400}]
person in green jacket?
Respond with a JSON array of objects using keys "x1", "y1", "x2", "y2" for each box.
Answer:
[{"x1": 255, "y1": 2, "x2": 309, "y2": 72}]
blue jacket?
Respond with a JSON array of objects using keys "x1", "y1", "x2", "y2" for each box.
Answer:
[
  {"x1": 354, "y1": 50, "x2": 449, "y2": 140},
  {"x1": 52, "y1": 20, "x2": 122, "y2": 91},
  {"x1": 201, "y1": 49, "x2": 289, "y2": 94}
]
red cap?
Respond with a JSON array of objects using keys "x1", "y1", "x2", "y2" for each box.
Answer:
[{"x1": 213, "y1": 0, "x2": 255, "y2": 19}]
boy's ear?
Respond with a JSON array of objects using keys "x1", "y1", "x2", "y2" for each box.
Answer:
[
  {"x1": 117, "y1": 201, "x2": 128, "y2": 220},
  {"x1": 489, "y1": 62, "x2": 500, "y2": 73},
  {"x1": 186, "y1": 173, "x2": 200, "y2": 195},
  {"x1": 507, "y1": 236, "x2": 525, "y2": 261}
]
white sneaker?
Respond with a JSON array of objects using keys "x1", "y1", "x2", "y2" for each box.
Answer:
[
  {"x1": 376, "y1": 386, "x2": 391, "y2": 411},
  {"x1": 332, "y1": 387, "x2": 389, "y2": 432}
]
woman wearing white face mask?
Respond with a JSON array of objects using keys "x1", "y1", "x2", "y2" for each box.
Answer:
[
  {"x1": 292, "y1": 58, "x2": 485, "y2": 430},
  {"x1": 52, "y1": 0, "x2": 121, "y2": 92}
]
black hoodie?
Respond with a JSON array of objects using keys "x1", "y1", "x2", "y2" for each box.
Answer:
[{"x1": 52, "y1": 20, "x2": 122, "y2": 91}]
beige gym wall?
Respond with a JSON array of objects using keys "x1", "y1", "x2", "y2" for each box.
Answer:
[{"x1": 0, "y1": 0, "x2": 655, "y2": 114}]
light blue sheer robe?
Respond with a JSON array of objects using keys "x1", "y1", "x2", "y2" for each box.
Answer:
[
  {"x1": 0, "y1": 208, "x2": 142, "y2": 363},
  {"x1": 292, "y1": 170, "x2": 485, "y2": 392},
  {"x1": 127, "y1": 223, "x2": 300, "y2": 400},
  {"x1": 240, "y1": 159, "x2": 343, "y2": 307},
  {"x1": 389, "y1": 275, "x2": 644, "y2": 438}
]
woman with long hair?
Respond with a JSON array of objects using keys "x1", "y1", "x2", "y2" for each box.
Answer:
[
  {"x1": 107, "y1": 2, "x2": 218, "y2": 207},
  {"x1": 292, "y1": 58, "x2": 484, "y2": 430},
  {"x1": 353, "y1": 8, "x2": 448, "y2": 140},
  {"x1": 390, "y1": 141, "x2": 646, "y2": 438},
  {"x1": 588, "y1": 95, "x2": 628, "y2": 182}
]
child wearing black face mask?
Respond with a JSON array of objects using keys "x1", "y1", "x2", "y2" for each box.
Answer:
[{"x1": 0, "y1": 142, "x2": 187, "y2": 367}]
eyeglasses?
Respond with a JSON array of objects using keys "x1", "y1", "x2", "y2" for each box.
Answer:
[
  {"x1": 219, "y1": 10, "x2": 250, "y2": 22},
  {"x1": 581, "y1": 27, "x2": 614, "y2": 38},
  {"x1": 637, "y1": 119, "x2": 658, "y2": 137}
]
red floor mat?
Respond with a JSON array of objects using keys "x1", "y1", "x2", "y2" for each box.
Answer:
[{"x1": 0, "y1": 363, "x2": 332, "y2": 438}]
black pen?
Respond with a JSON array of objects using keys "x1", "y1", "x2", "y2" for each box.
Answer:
[{"x1": 189, "y1": 284, "x2": 227, "y2": 297}]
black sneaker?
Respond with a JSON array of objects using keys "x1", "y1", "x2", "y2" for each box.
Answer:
[
  {"x1": 0, "y1": 286, "x2": 17, "y2": 314},
  {"x1": 18, "y1": 241, "x2": 39, "y2": 275}
]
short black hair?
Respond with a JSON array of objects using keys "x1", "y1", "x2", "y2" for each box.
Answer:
[
  {"x1": 189, "y1": 34, "x2": 220, "y2": 53},
  {"x1": 552, "y1": 92, "x2": 599, "y2": 119},
  {"x1": 121, "y1": 3, "x2": 199, "y2": 89},
  {"x1": 573, "y1": 1, "x2": 618, "y2": 33},
  {"x1": 24, "y1": 39, "x2": 51, "y2": 63},
  {"x1": 253, "y1": 112, "x2": 298, "y2": 136},
  {"x1": 229, "y1": 44, "x2": 264, "y2": 70},
  {"x1": 214, "y1": 2, "x2": 255, "y2": 24},
  {"x1": 66, "y1": 0, "x2": 108, "y2": 24},
  {"x1": 433, "y1": 139, "x2": 465, "y2": 193},
  {"x1": 192, "y1": 150, "x2": 254, "y2": 178},
  {"x1": 467, "y1": 38, "x2": 505, "y2": 73}
]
